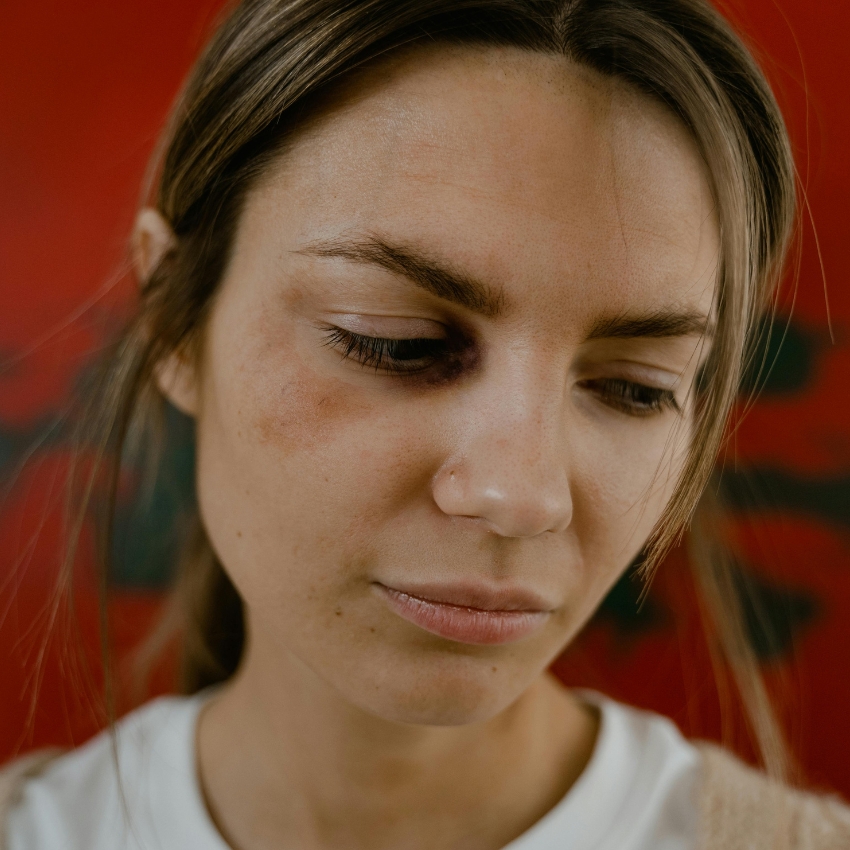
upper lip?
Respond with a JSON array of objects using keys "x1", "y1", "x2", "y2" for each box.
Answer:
[{"x1": 374, "y1": 581, "x2": 556, "y2": 613}]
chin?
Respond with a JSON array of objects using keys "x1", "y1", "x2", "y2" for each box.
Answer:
[{"x1": 343, "y1": 657, "x2": 535, "y2": 727}]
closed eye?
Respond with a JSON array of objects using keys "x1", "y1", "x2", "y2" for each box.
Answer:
[{"x1": 321, "y1": 326, "x2": 451, "y2": 375}]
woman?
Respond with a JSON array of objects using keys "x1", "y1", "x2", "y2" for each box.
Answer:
[{"x1": 2, "y1": 0, "x2": 848, "y2": 847}]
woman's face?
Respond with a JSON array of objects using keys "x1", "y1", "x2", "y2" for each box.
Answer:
[{"x1": 183, "y1": 46, "x2": 718, "y2": 725}]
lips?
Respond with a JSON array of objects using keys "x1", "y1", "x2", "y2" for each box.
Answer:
[{"x1": 374, "y1": 582, "x2": 553, "y2": 645}]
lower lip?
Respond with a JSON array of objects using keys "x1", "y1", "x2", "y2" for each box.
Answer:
[{"x1": 376, "y1": 585, "x2": 549, "y2": 646}]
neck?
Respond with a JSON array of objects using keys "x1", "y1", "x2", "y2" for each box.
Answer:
[{"x1": 197, "y1": 635, "x2": 598, "y2": 850}]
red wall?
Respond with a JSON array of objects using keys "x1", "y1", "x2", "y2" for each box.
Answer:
[{"x1": 1, "y1": 0, "x2": 849, "y2": 795}]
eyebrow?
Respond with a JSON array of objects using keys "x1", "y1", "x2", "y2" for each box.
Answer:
[
  {"x1": 587, "y1": 309, "x2": 713, "y2": 340},
  {"x1": 299, "y1": 235, "x2": 711, "y2": 339},
  {"x1": 298, "y1": 235, "x2": 506, "y2": 318}
]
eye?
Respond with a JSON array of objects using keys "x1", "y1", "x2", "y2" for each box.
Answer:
[
  {"x1": 580, "y1": 378, "x2": 680, "y2": 417},
  {"x1": 321, "y1": 326, "x2": 451, "y2": 375}
]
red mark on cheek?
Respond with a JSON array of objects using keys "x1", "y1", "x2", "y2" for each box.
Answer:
[{"x1": 253, "y1": 369, "x2": 373, "y2": 454}]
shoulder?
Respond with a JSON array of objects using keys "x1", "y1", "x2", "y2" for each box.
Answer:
[
  {"x1": 548, "y1": 693, "x2": 703, "y2": 849},
  {"x1": 695, "y1": 742, "x2": 850, "y2": 850},
  {"x1": 1, "y1": 695, "x2": 207, "y2": 850},
  {"x1": 0, "y1": 749, "x2": 63, "y2": 847},
  {"x1": 578, "y1": 696, "x2": 850, "y2": 850},
  {"x1": 590, "y1": 693, "x2": 700, "y2": 770}
]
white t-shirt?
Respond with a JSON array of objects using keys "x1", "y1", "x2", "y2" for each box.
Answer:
[{"x1": 6, "y1": 691, "x2": 701, "y2": 849}]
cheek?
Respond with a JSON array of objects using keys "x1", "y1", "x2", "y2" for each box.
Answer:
[
  {"x1": 571, "y1": 414, "x2": 691, "y2": 561},
  {"x1": 251, "y1": 351, "x2": 373, "y2": 456},
  {"x1": 194, "y1": 324, "x2": 432, "y2": 599},
  {"x1": 256, "y1": 375, "x2": 363, "y2": 458}
]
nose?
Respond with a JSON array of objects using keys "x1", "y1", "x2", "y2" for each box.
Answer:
[{"x1": 431, "y1": 396, "x2": 573, "y2": 538}]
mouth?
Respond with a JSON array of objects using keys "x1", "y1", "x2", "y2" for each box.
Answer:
[{"x1": 373, "y1": 582, "x2": 553, "y2": 646}]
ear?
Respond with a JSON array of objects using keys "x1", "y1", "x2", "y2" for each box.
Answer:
[
  {"x1": 155, "y1": 352, "x2": 200, "y2": 418},
  {"x1": 132, "y1": 207, "x2": 176, "y2": 285},
  {"x1": 132, "y1": 209, "x2": 199, "y2": 416}
]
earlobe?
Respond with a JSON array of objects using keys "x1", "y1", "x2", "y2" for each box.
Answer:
[
  {"x1": 132, "y1": 207, "x2": 176, "y2": 285},
  {"x1": 155, "y1": 353, "x2": 200, "y2": 418}
]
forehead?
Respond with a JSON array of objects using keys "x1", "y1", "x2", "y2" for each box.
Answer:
[{"x1": 246, "y1": 44, "x2": 719, "y2": 322}]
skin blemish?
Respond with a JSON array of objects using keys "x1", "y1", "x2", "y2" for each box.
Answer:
[{"x1": 253, "y1": 367, "x2": 374, "y2": 455}]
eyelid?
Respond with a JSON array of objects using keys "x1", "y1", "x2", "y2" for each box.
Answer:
[
  {"x1": 578, "y1": 360, "x2": 682, "y2": 391},
  {"x1": 318, "y1": 313, "x2": 446, "y2": 339}
]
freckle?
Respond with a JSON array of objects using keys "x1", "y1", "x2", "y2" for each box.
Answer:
[
  {"x1": 491, "y1": 666, "x2": 498, "y2": 673},
  {"x1": 335, "y1": 609, "x2": 343, "y2": 616},
  {"x1": 283, "y1": 285, "x2": 306, "y2": 309},
  {"x1": 369, "y1": 627, "x2": 376, "y2": 633},
  {"x1": 236, "y1": 530, "x2": 242, "y2": 538}
]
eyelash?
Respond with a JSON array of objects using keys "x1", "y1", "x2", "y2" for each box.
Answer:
[
  {"x1": 322, "y1": 327, "x2": 679, "y2": 416},
  {"x1": 580, "y1": 378, "x2": 680, "y2": 417},
  {"x1": 321, "y1": 326, "x2": 450, "y2": 375}
]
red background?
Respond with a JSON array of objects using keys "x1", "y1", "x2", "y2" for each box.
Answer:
[{"x1": 1, "y1": 0, "x2": 849, "y2": 797}]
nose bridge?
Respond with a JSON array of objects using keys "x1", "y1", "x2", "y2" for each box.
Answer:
[
  {"x1": 432, "y1": 356, "x2": 573, "y2": 538},
  {"x1": 485, "y1": 372, "x2": 561, "y2": 465}
]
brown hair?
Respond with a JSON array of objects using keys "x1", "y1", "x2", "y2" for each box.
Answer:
[{"x1": 71, "y1": 0, "x2": 796, "y2": 782}]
